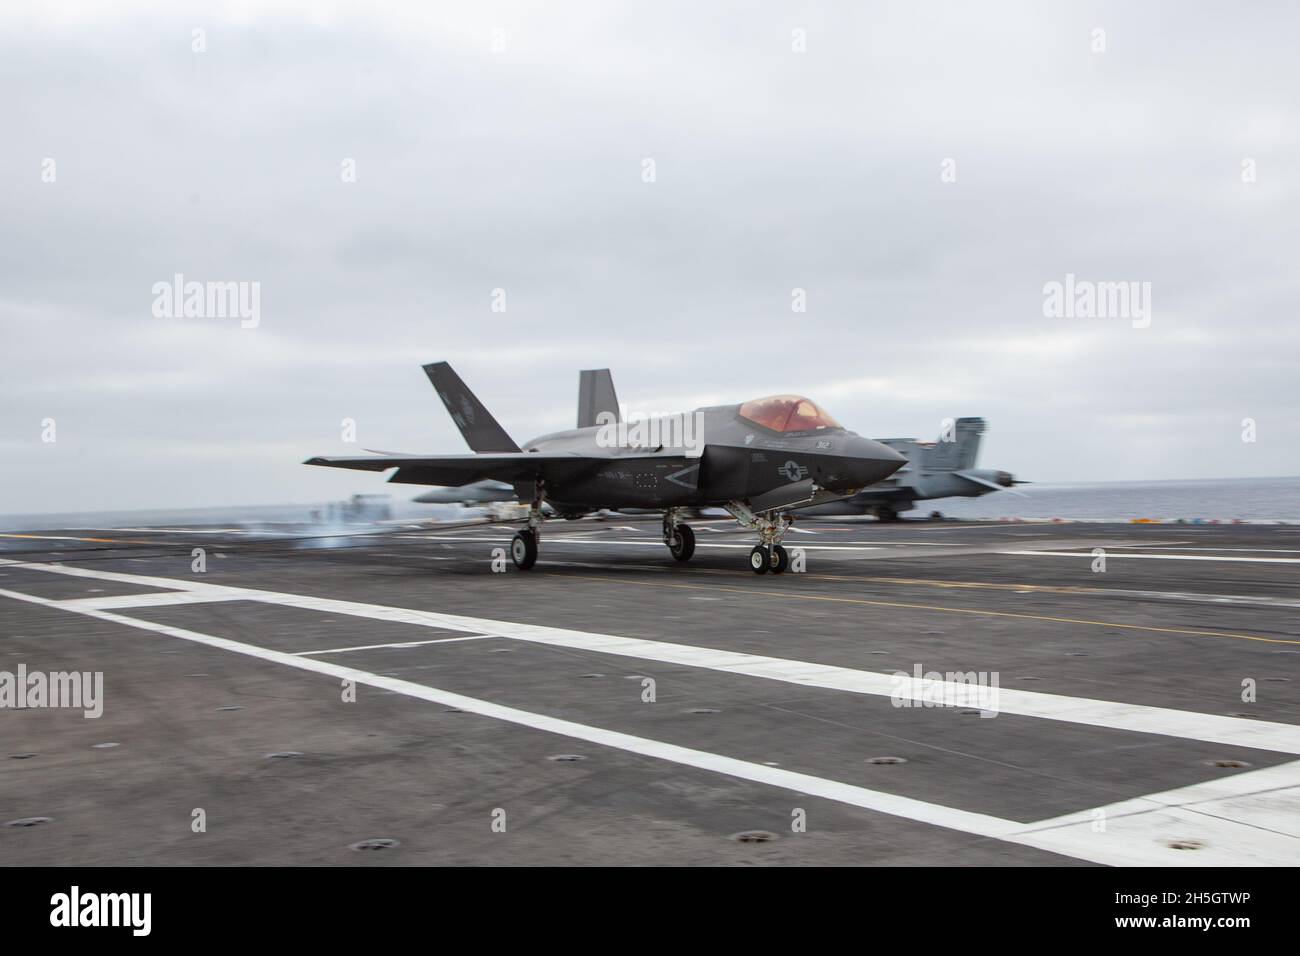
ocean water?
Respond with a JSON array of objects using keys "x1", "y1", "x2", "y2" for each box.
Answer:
[
  {"x1": 2, "y1": 476, "x2": 1298, "y2": 532},
  {"x1": 927, "y1": 476, "x2": 1300, "y2": 522}
]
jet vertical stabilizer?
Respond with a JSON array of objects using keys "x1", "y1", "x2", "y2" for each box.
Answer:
[
  {"x1": 922, "y1": 417, "x2": 985, "y2": 472},
  {"x1": 577, "y1": 369, "x2": 620, "y2": 429},
  {"x1": 423, "y1": 361, "x2": 521, "y2": 453}
]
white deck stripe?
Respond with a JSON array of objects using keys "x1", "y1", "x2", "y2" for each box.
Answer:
[
  {"x1": 83, "y1": 527, "x2": 285, "y2": 535},
  {"x1": 1114, "y1": 546, "x2": 1300, "y2": 554},
  {"x1": 3, "y1": 557, "x2": 1298, "y2": 755},
  {"x1": 0, "y1": 558, "x2": 258, "y2": 592},
  {"x1": 59, "y1": 590, "x2": 246, "y2": 610},
  {"x1": 5, "y1": 582, "x2": 1294, "y2": 868},
  {"x1": 295, "y1": 634, "x2": 494, "y2": 655},
  {"x1": 5, "y1": 570, "x2": 1300, "y2": 865},
  {"x1": 409, "y1": 536, "x2": 885, "y2": 552},
  {"x1": 4, "y1": 582, "x2": 1296, "y2": 864},
  {"x1": 1009, "y1": 759, "x2": 1300, "y2": 866},
  {"x1": 0, "y1": 585, "x2": 1021, "y2": 844},
  {"x1": 1003, "y1": 549, "x2": 1300, "y2": 565}
]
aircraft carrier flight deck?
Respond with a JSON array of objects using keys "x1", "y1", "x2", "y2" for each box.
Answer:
[{"x1": 2, "y1": 516, "x2": 1298, "y2": 866}]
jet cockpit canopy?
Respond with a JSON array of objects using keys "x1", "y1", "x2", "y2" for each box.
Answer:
[{"x1": 738, "y1": 395, "x2": 842, "y2": 433}]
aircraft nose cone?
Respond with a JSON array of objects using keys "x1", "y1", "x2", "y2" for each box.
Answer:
[{"x1": 844, "y1": 437, "x2": 906, "y2": 486}]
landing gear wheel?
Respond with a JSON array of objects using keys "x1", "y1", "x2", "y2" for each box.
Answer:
[
  {"x1": 510, "y1": 530, "x2": 538, "y2": 570},
  {"x1": 749, "y1": 545, "x2": 770, "y2": 574},
  {"x1": 771, "y1": 545, "x2": 790, "y2": 574},
  {"x1": 666, "y1": 523, "x2": 695, "y2": 562},
  {"x1": 876, "y1": 505, "x2": 899, "y2": 523}
]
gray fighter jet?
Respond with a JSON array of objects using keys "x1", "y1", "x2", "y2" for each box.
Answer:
[
  {"x1": 305, "y1": 362, "x2": 904, "y2": 573},
  {"x1": 416, "y1": 382, "x2": 1022, "y2": 523},
  {"x1": 797, "y1": 417, "x2": 1024, "y2": 520}
]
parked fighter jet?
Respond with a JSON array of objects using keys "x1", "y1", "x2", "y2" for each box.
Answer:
[
  {"x1": 412, "y1": 479, "x2": 516, "y2": 506},
  {"x1": 797, "y1": 417, "x2": 1025, "y2": 520},
  {"x1": 305, "y1": 362, "x2": 904, "y2": 572}
]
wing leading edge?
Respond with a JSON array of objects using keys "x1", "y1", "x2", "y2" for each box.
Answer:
[
  {"x1": 304, "y1": 451, "x2": 590, "y2": 487},
  {"x1": 304, "y1": 448, "x2": 695, "y2": 488}
]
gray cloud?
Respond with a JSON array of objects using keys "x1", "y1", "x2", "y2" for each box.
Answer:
[{"x1": 3, "y1": 0, "x2": 1298, "y2": 513}]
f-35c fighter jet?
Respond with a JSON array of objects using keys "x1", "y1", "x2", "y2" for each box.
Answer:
[{"x1": 305, "y1": 362, "x2": 904, "y2": 573}]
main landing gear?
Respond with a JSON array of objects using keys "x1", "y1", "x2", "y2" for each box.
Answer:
[
  {"x1": 510, "y1": 490, "x2": 545, "y2": 570},
  {"x1": 510, "y1": 529, "x2": 538, "y2": 570},
  {"x1": 725, "y1": 501, "x2": 794, "y2": 575},
  {"x1": 662, "y1": 508, "x2": 696, "y2": 562},
  {"x1": 875, "y1": 504, "x2": 900, "y2": 522}
]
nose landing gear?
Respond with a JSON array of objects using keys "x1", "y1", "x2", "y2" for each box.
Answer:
[
  {"x1": 748, "y1": 544, "x2": 791, "y2": 574},
  {"x1": 727, "y1": 501, "x2": 794, "y2": 574},
  {"x1": 771, "y1": 544, "x2": 790, "y2": 573}
]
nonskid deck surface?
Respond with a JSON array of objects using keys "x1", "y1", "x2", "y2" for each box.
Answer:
[{"x1": 2, "y1": 517, "x2": 1298, "y2": 866}]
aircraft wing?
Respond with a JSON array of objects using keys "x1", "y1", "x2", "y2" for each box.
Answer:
[
  {"x1": 955, "y1": 470, "x2": 1029, "y2": 498},
  {"x1": 304, "y1": 452, "x2": 600, "y2": 487},
  {"x1": 305, "y1": 449, "x2": 697, "y2": 488},
  {"x1": 953, "y1": 470, "x2": 1007, "y2": 492}
]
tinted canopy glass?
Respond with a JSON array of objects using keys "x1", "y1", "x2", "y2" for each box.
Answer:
[{"x1": 738, "y1": 395, "x2": 842, "y2": 432}]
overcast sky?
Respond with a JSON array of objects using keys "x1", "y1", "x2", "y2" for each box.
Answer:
[{"x1": 3, "y1": 0, "x2": 1298, "y2": 514}]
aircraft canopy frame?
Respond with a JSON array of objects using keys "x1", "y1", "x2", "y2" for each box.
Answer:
[{"x1": 738, "y1": 395, "x2": 842, "y2": 433}]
